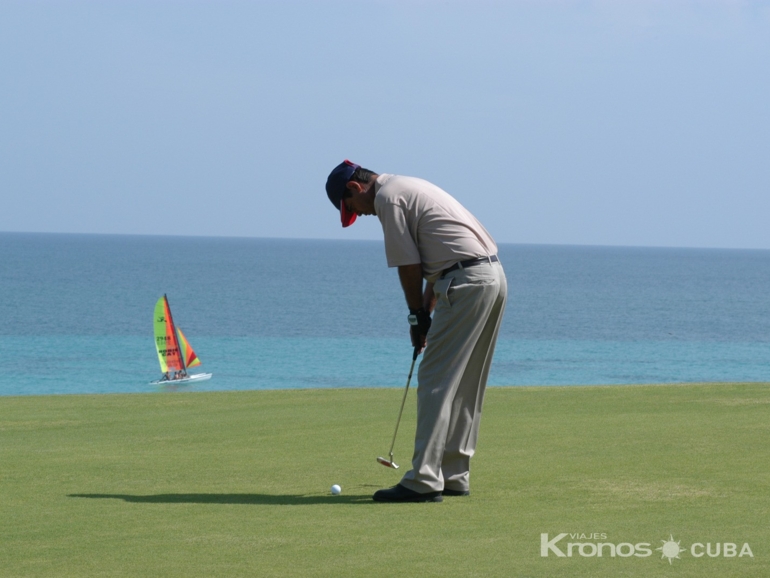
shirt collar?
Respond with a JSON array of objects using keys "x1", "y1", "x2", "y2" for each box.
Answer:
[{"x1": 374, "y1": 173, "x2": 392, "y2": 195}]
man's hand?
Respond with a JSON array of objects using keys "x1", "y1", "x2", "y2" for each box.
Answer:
[{"x1": 408, "y1": 307, "x2": 432, "y2": 352}]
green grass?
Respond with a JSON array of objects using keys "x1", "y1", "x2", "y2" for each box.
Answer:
[{"x1": 2, "y1": 383, "x2": 769, "y2": 577}]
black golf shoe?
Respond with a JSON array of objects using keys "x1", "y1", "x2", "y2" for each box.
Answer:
[
  {"x1": 372, "y1": 484, "x2": 443, "y2": 503},
  {"x1": 442, "y1": 488, "x2": 470, "y2": 496}
]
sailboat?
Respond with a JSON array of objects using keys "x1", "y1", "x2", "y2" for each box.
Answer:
[{"x1": 150, "y1": 294, "x2": 212, "y2": 385}]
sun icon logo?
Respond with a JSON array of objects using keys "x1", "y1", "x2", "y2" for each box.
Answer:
[{"x1": 657, "y1": 535, "x2": 686, "y2": 564}]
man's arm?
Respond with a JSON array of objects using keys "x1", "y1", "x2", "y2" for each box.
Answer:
[
  {"x1": 423, "y1": 281, "x2": 436, "y2": 313},
  {"x1": 398, "y1": 264, "x2": 432, "y2": 351},
  {"x1": 398, "y1": 264, "x2": 424, "y2": 311}
]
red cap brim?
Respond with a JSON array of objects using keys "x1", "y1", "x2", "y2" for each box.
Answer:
[{"x1": 340, "y1": 202, "x2": 357, "y2": 228}]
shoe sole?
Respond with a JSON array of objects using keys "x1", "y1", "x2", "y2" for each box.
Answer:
[
  {"x1": 442, "y1": 490, "x2": 470, "y2": 496},
  {"x1": 373, "y1": 495, "x2": 443, "y2": 503}
]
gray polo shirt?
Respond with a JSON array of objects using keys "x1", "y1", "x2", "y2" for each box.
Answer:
[{"x1": 374, "y1": 174, "x2": 498, "y2": 282}]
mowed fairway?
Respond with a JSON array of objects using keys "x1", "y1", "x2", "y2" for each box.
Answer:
[{"x1": 2, "y1": 383, "x2": 769, "y2": 577}]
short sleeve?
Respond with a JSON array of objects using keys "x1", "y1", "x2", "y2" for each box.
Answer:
[{"x1": 377, "y1": 201, "x2": 421, "y2": 267}]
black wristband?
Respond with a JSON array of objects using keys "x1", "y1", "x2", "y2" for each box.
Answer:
[{"x1": 408, "y1": 308, "x2": 432, "y2": 334}]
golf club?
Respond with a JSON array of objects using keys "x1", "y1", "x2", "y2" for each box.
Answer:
[{"x1": 377, "y1": 346, "x2": 420, "y2": 469}]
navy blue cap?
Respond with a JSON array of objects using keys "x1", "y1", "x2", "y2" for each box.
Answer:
[{"x1": 326, "y1": 159, "x2": 360, "y2": 227}]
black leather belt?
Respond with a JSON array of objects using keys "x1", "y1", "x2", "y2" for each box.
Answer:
[{"x1": 442, "y1": 254, "x2": 499, "y2": 277}]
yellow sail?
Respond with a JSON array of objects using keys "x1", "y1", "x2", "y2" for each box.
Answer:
[{"x1": 154, "y1": 295, "x2": 183, "y2": 372}]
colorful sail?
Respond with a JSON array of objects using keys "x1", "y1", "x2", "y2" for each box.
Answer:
[
  {"x1": 153, "y1": 295, "x2": 184, "y2": 372},
  {"x1": 176, "y1": 327, "x2": 201, "y2": 368}
]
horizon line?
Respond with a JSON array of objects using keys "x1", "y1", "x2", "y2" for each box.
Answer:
[{"x1": 1, "y1": 229, "x2": 768, "y2": 253}]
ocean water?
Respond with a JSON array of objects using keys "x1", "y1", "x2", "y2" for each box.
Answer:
[{"x1": 1, "y1": 233, "x2": 769, "y2": 395}]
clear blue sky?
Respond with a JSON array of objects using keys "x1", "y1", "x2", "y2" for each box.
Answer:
[{"x1": 2, "y1": 1, "x2": 768, "y2": 248}]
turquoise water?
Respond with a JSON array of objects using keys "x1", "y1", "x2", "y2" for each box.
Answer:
[
  {"x1": 2, "y1": 336, "x2": 768, "y2": 396},
  {"x1": 1, "y1": 233, "x2": 769, "y2": 395}
]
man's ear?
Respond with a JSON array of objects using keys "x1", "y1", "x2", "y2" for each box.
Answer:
[{"x1": 345, "y1": 181, "x2": 363, "y2": 194}]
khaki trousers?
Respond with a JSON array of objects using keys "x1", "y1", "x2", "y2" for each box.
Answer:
[{"x1": 400, "y1": 260, "x2": 507, "y2": 493}]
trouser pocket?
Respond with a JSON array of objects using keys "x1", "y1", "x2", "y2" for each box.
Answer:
[{"x1": 433, "y1": 276, "x2": 455, "y2": 308}]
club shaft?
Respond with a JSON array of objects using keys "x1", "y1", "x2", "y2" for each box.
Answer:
[{"x1": 387, "y1": 352, "x2": 418, "y2": 458}]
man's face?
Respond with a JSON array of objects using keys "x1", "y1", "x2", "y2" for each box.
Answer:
[{"x1": 343, "y1": 182, "x2": 376, "y2": 217}]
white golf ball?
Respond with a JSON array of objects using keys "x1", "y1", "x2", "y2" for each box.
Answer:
[{"x1": 331, "y1": 484, "x2": 342, "y2": 495}]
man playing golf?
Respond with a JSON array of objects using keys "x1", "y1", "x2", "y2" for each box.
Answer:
[{"x1": 325, "y1": 160, "x2": 508, "y2": 503}]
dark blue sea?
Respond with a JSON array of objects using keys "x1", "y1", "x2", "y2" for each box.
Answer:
[{"x1": 1, "y1": 232, "x2": 769, "y2": 395}]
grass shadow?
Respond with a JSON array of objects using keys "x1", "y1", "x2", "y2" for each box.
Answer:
[{"x1": 68, "y1": 493, "x2": 373, "y2": 505}]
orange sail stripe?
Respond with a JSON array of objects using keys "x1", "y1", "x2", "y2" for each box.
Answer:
[{"x1": 164, "y1": 297, "x2": 184, "y2": 371}]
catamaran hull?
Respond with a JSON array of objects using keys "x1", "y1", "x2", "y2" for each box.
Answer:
[{"x1": 150, "y1": 373, "x2": 213, "y2": 386}]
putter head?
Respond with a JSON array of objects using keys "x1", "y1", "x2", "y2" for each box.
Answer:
[{"x1": 377, "y1": 456, "x2": 399, "y2": 469}]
